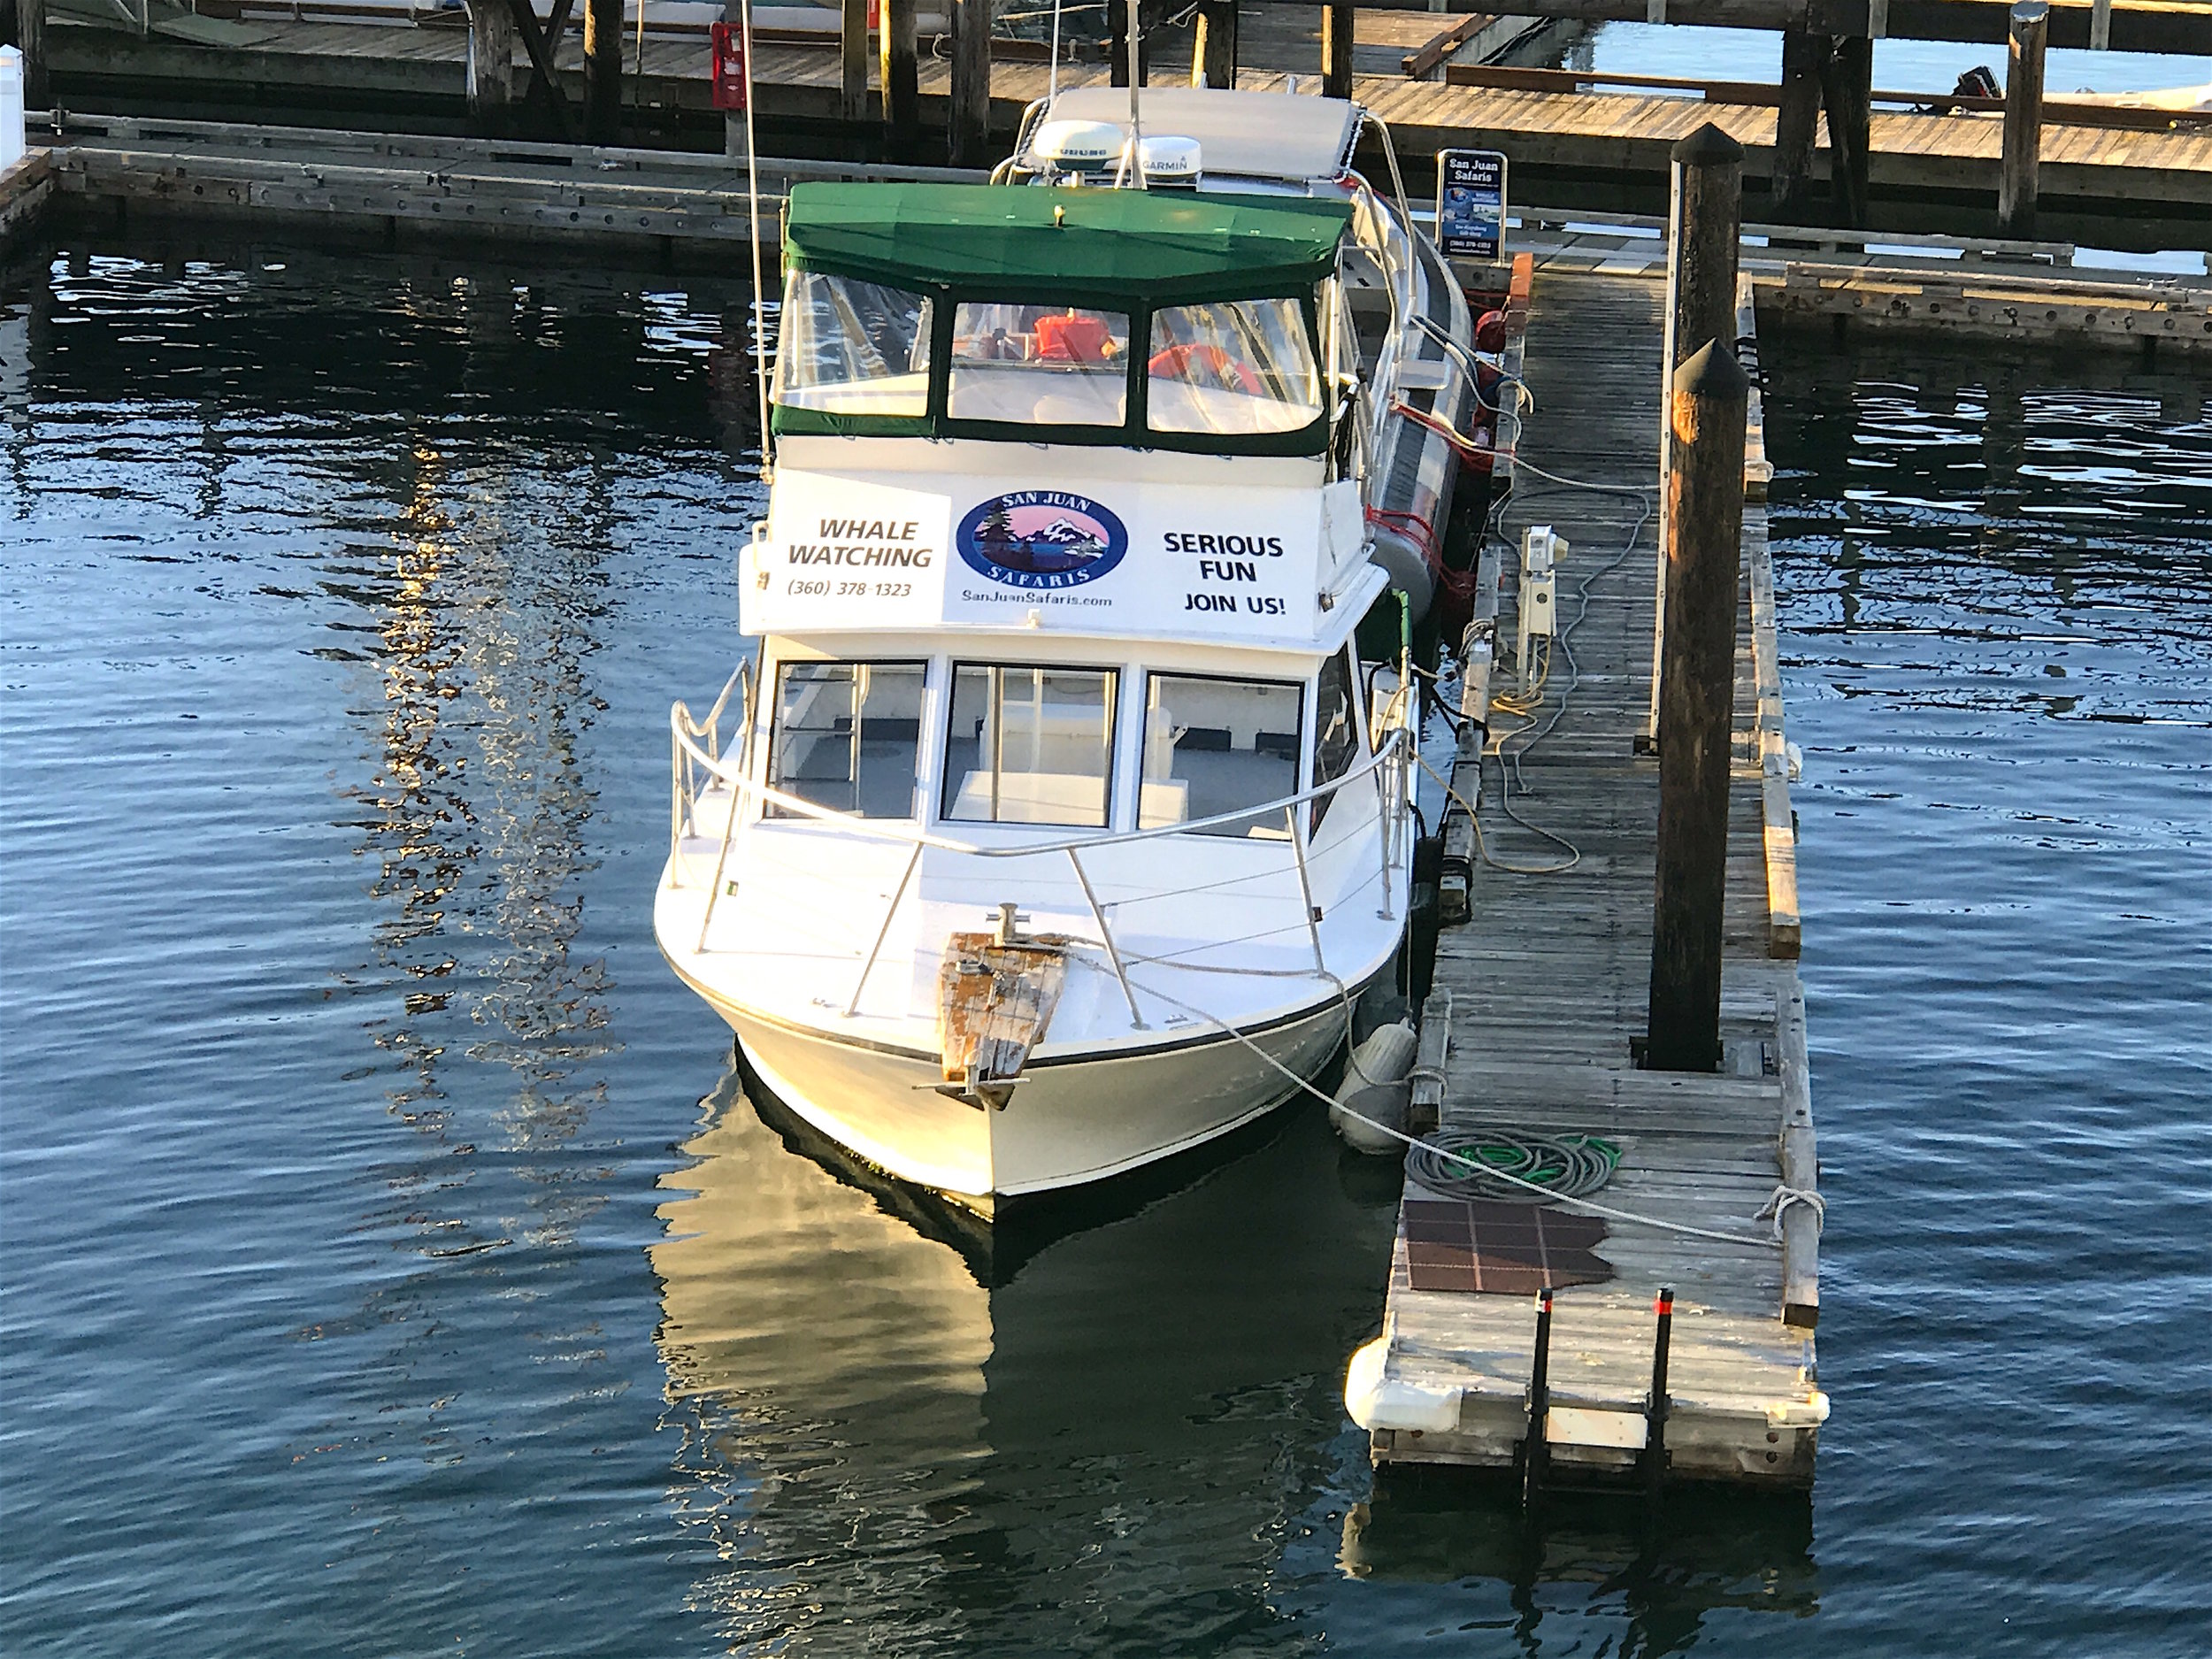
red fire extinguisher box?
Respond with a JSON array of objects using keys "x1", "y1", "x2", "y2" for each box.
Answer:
[{"x1": 710, "y1": 21, "x2": 746, "y2": 112}]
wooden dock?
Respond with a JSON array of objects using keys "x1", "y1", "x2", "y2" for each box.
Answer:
[
  {"x1": 1359, "y1": 269, "x2": 1827, "y2": 1487},
  {"x1": 30, "y1": 4, "x2": 2212, "y2": 244}
]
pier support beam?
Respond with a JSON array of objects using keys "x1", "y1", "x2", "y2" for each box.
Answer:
[
  {"x1": 465, "y1": 0, "x2": 518, "y2": 138},
  {"x1": 949, "y1": 0, "x2": 990, "y2": 168},
  {"x1": 840, "y1": 0, "x2": 870, "y2": 124},
  {"x1": 1323, "y1": 3, "x2": 1355, "y2": 101},
  {"x1": 1770, "y1": 27, "x2": 1825, "y2": 222},
  {"x1": 1650, "y1": 122, "x2": 1741, "y2": 751},
  {"x1": 1193, "y1": 0, "x2": 1238, "y2": 89},
  {"x1": 583, "y1": 0, "x2": 623, "y2": 143},
  {"x1": 1647, "y1": 341, "x2": 1747, "y2": 1075},
  {"x1": 1819, "y1": 33, "x2": 1871, "y2": 228},
  {"x1": 2000, "y1": 1, "x2": 2048, "y2": 236},
  {"x1": 880, "y1": 0, "x2": 918, "y2": 151},
  {"x1": 10, "y1": 0, "x2": 46, "y2": 113}
]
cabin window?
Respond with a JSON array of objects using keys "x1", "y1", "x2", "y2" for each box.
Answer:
[
  {"x1": 1310, "y1": 646, "x2": 1360, "y2": 833},
  {"x1": 942, "y1": 664, "x2": 1117, "y2": 827},
  {"x1": 1147, "y1": 299, "x2": 1323, "y2": 437},
  {"x1": 948, "y1": 303, "x2": 1132, "y2": 427},
  {"x1": 1137, "y1": 674, "x2": 1304, "y2": 840},
  {"x1": 772, "y1": 272, "x2": 934, "y2": 417},
  {"x1": 766, "y1": 660, "x2": 927, "y2": 818}
]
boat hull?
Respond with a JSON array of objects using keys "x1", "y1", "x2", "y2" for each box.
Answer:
[{"x1": 702, "y1": 990, "x2": 1363, "y2": 1210}]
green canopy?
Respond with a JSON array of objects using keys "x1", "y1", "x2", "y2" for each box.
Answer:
[{"x1": 782, "y1": 182, "x2": 1354, "y2": 306}]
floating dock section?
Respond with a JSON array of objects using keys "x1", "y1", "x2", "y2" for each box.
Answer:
[{"x1": 1353, "y1": 271, "x2": 1826, "y2": 1487}]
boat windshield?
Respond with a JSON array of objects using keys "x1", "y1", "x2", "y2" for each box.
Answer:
[
  {"x1": 772, "y1": 272, "x2": 933, "y2": 417},
  {"x1": 949, "y1": 303, "x2": 1133, "y2": 426},
  {"x1": 942, "y1": 664, "x2": 1117, "y2": 827},
  {"x1": 1147, "y1": 300, "x2": 1323, "y2": 437},
  {"x1": 766, "y1": 660, "x2": 927, "y2": 818},
  {"x1": 1137, "y1": 673, "x2": 1303, "y2": 838}
]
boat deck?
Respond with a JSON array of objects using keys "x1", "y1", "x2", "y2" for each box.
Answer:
[{"x1": 1366, "y1": 269, "x2": 1825, "y2": 1486}]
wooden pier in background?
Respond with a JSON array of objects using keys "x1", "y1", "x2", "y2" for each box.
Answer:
[
  {"x1": 1363, "y1": 270, "x2": 1826, "y2": 1486},
  {"x1": 15, "y1": 0, "x2": 2212, "y2": 244}
]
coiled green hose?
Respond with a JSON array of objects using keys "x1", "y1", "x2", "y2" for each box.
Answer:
[{"x1": 1406, "y1": 1130, "x2": 1621, "y2": 1203}]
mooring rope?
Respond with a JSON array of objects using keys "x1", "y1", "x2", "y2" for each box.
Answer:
[{"x1": 1080, "y1": 956, "x2": 1779, "y2": 1248}]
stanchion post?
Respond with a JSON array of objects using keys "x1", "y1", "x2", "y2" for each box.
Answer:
[
  {"x1": 1647, "y1": 342, "x2": 1747, "y2": 1073},
  {"x1": 949, "y1": 0, "x2": 990, "y2": 168},
  {"x1": 879, "y1": 0, "x2": 918, "y2": 151},
  {"x1": 1648, "y1": 122, "x2": 1741, "y2": 753},
  {"x1": 1644, "y1": 1286, "x2": 1675, "y2": 1502},
  {"x1": 2000, "y1": 1, "x2": 2048, "y2": 237},
  {"x1": 1522, "y1": 1286, "x2": 1555, "y2": 1509}
]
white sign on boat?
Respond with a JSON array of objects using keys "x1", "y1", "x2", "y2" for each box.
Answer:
[{"x1": 747, "y1": 470, "x2": 1368, "y2": 645}]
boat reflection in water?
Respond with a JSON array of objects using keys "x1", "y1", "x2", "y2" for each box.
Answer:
[{"x1": 649, "y1": 1060, "x2": 1816, "y2": 1651}]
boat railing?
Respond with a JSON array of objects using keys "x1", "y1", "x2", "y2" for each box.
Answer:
[{"x1": 668, "y1": 688, "x2": 1412, "y2": 1029}]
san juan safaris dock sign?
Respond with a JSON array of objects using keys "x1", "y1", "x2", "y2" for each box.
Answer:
[{"x1": 956, "y1": 492, "x2": 1128, "y2": 589}]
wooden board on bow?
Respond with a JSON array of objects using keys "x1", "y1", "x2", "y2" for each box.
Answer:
[{"x1": 936, "y1": 933, "x2": 1068, "y2": 1111}]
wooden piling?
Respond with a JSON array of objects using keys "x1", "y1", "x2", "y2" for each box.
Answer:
[
  {"x1": 1650, "y1": 122, "x2": 1741, "y2": 751},
  {"x1": 1821, "y1": 33, "x2": 1872, "y2": 227},
  {"x1": 948, "y1": 0, "x2": 990, "y2": 168},
  {"x1": 840, "y1": 0, "x2": 870, "y2": 124},
  {"x1": 2000, "y1": 0, "x2": 2049, "y2": 236},
  {"x1": 13, "y1": 0, "x2": 46, "y2": 112},
  {"x1": 1647, "y1": 339, "x2": 1747, "y2": 1074},
  {"x1": 465, "y1": 0, "x2": 518, "y2": 138},
  {"x1": 1110, "y1": 0, "x2": 1148, "y2": 88},
  {"x1": 1770, "y1": 27, "x2": 1826, "y2": 221},
  {"x1": 1323, "y1": 3, "x2": 1356, "y2": 101},
  {"x1": 879, "y1": 0, "x2": 918, "y2": 150},
  {"x1": 583, "y1": 0, "x2": 622, "y2": 142},
  {"x1": 1193, "y1": 0, "x2": 1239, "y2": 89}
]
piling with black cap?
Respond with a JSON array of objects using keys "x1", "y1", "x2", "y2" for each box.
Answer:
[
  {"x1": 1649, "y1": 122, "x2": 1742, "y2": 751},
  {"x1": 1644, "y1": 1286, "x2": 1675, "y2": 1502},
  {"x1": 1522, "y1": 1285, "x2": 1555, "y2": 1509},
  {"x1": 1647, "y1": 341, "x2": 1747, "y2": 1073}
]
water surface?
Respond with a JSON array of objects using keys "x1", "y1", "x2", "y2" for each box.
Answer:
[{"x1": 3, "y1": 250, "x2": 2207, "y2": 1655}]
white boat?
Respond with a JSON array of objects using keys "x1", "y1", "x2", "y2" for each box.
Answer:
[{"x1": 656, "y1": 88, "x2": 1486, "y2": 1213}]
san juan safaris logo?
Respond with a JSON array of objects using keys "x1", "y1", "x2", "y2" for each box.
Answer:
[{"x1": 956, "y1": 491, "x2": 1128, "y2": 590}]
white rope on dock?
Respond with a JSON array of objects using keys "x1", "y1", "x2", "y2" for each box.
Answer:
[{"x1": 1755, "y1": 1184, "x2": 1827, "y2": 1240}]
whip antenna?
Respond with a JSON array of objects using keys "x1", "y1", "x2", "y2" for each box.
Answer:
[
  {"x1": 1048, "y1": 0, "x2": 1063, "y2": 108},
  {"x1": 741, "y1": 0, "x2": 772, "y2": 471}
]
